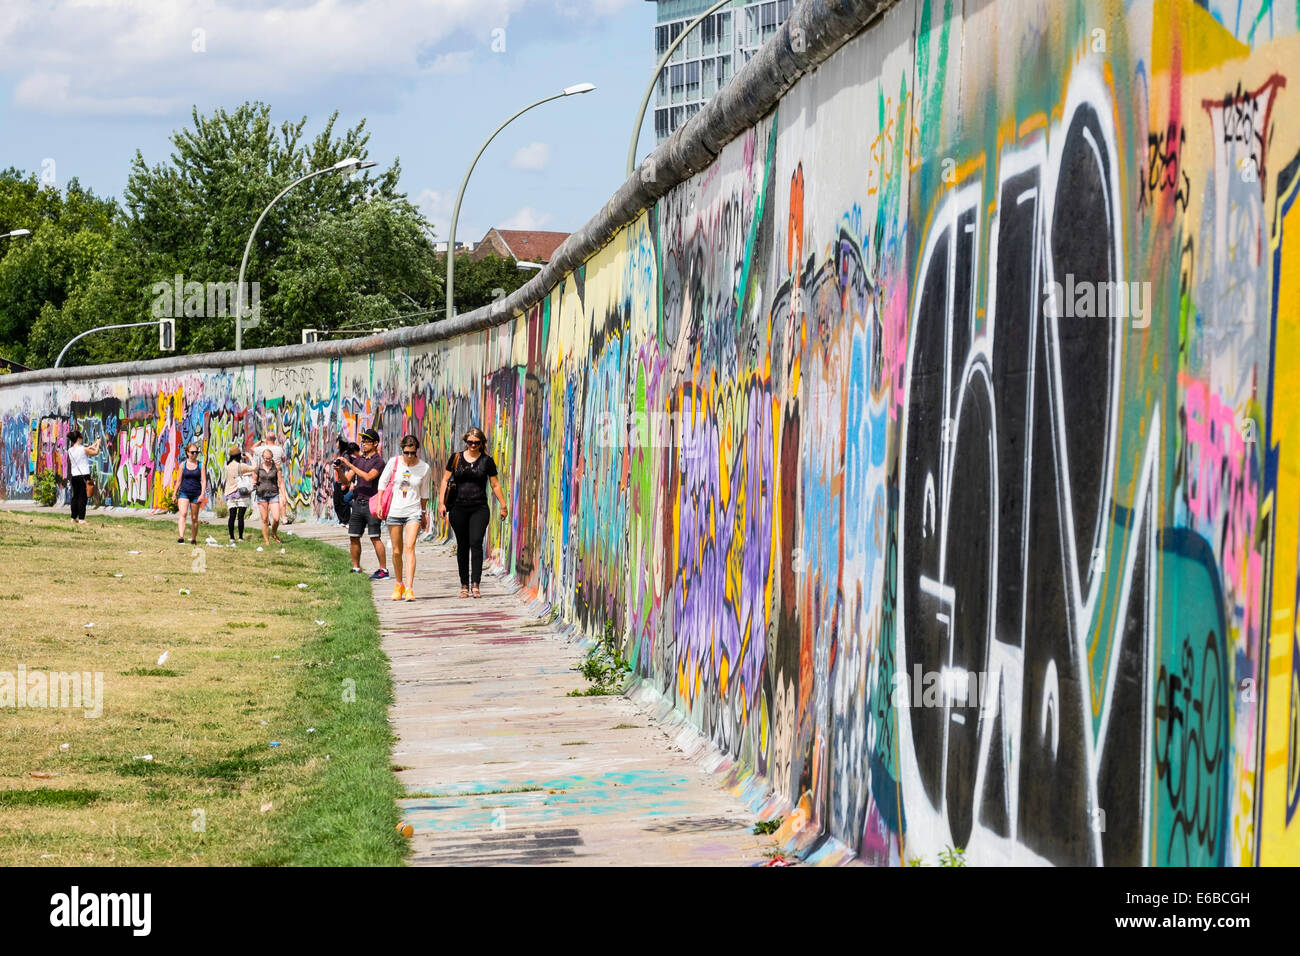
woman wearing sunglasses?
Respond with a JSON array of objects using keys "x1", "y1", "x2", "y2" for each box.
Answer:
[
  {"x1": 437, "y1": 427, "x2": 508, "y2": 599},
  {"x1": 378, "y1": 435, "x2": 433, "y2": 602},
  {"x1": 174, "y1": 441, "x2": 207, "y2": 544}
]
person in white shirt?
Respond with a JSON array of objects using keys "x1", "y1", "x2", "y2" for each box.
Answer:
[
  {"x1": 66, "y1": 428, "x2": 104, "y2": 525},
  {"x1": 379, "y1": 434, "x2": 432, "y2": 602},
  {"x1": 253, "y1": 426, "x2": 288, "y2": 510}
]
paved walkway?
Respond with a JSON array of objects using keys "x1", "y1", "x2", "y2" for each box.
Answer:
[{"x1": 3, "y1": 501, "x2": 774, "y2": 866}]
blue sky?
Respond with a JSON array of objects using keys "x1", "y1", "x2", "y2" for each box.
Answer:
[{"x1": 0, "y1": 0, "x2": 659, "y2": 243}]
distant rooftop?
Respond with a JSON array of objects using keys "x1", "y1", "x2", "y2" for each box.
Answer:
[{"x1": 471, "y1": 228, "x2": 571, "y2": 264}]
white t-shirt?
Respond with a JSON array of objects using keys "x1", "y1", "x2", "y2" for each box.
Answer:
[
  {"x1": 254, "y1": 443, "x2": 284, "y2": 467},
  {"x1": 378, "y1": 457, "x2": 432, "y2": 519},
  {"x1": 68, "y1": 444, "x2": 90, "y2": 477}
]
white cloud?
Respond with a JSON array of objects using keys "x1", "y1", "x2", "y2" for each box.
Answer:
[
  {"x1": 509, "y1": 142, "x2": 549, "y2": 171},
  {"x1": 500, "y1": 205, "x2": 552, "y2": 230},
  {"x1": 0, "y1": 0, "x2": 526, "y2": 118},
  {"x1": 416, "y1": 188, "x2": 454, "y2": 241},
  {"x1": 416, "y1": 186, "x2": 492, "y2": 245},
  {"x1": 14, "y1": 71, "x2": 178, "y2": 116},
  {"x1": 425, "y1": 51, "x2": 475, "y2": 75}
]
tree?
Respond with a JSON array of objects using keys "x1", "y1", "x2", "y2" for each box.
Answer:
[
  {"x1": 0, "y1": 170, "x2": 122, "y2": 366},
  {"x1": 446, "y1": 252, "x2": 535, "y2": 316},
  {"x1": 5, "y1": 103, "x2": 445, "y2": 368}
]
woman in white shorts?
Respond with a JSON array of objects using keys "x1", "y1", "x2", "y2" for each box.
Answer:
[{"x1": 379, "y1": 434, "x2": 432, "y2": 602}]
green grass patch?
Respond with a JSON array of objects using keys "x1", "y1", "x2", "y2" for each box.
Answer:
[
  {"x1": 0, "y1": 510, "x2": 403, "y2": 866},
  {"x1": 0, "y1": 789, "x2": 101, "y2": 808}
]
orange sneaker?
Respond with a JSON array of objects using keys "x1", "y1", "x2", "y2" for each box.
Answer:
[
  {"x1": 403, "y1": 586, "x2": 415, "y2": 602},
  {"x1": 391, "y1": 583, "x2": 404, "y2": 601}
]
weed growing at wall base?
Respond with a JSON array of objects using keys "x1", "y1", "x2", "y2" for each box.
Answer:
[{"x1": 568, "y1": 619, "x2": 631, "y2": 696}]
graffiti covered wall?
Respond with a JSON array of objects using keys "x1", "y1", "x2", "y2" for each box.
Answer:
[{"x1": 2, "y1": 0, "x2": 1298, "y2": 865}]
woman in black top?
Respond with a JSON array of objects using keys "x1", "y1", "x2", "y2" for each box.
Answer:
[
  {"x1": 174, "y1": 441, "x2": 206, "y2": 544},
  {"x1": 437, "y1": 427, "x2": 508, "y2": 598}
]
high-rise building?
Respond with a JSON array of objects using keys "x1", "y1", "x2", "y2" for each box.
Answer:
[{"x1": 649, "y1": 0, "x2": 794, "y2": 144}]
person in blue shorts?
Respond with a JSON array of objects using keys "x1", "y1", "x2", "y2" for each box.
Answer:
[{"x1": 174, "y1": 440, "x2": 206, "y2": 544}]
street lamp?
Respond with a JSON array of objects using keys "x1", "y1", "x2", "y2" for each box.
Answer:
[
  {"x1": 627, "y1": 0, "x2": 732, "y2": 178},
  {"x1": 1, "y1": 228, "x2": 32, "y2": 239},
  {"x1": 515, "y1": 260, "x2": 543, "y2": 271},
  {"x1": 445, "y1": 82, "x2": 595, "y2": 323},
  {"x1": 235, "y1": 156, "x2": 377, "y2": 351}
]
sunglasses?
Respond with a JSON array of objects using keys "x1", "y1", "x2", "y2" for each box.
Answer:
[
  {"x1": 465, "y1": 439, "x2": 483, "y2": 447},
  {"x1": 402, "y1": 447, "x2": 418, "y2": 453},
  {"x1": 187, "y1": 449, "x2": 198, "y2": 454}
]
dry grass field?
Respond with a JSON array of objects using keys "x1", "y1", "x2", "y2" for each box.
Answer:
[{"x1": 0, "y1": 509, "x2": 404, "y2": 865}]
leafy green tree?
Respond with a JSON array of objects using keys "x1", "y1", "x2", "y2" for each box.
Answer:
[
  {"x1": 6, "y1": 104, "x2": 446, "y2": 367},
  {"x1": 0, "y1": 170, "x2": 121, "y2": 365},
  {"x1": 447, "y1": 252, "x2": 535, "y2": 316}
]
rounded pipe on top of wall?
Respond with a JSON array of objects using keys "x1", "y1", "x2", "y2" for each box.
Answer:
[{"x1": 0, "y1": 0, "x2": 897, "y2": 389}]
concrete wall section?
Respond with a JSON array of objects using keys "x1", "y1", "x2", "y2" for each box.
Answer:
[{"x1": 3, "y1": 0, "x2": 1298, "y2": 865}]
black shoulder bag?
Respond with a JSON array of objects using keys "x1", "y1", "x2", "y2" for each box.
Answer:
[{"x1": 443, "y1": 453, "x2": 460, "y2": 508}]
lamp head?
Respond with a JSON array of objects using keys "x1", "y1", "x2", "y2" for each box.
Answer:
[{"x1": 562, "y1": 82, "x2": 596, "y2": 96}]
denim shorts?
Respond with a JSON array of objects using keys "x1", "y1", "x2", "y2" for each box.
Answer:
[
  {"x1": 256, "y1": 492, "x2": 279, "y2": 503},
  {"x1": 348, "y1": 508, "x2": 381, "y2": 538},
  {"x1": 385, "y1": 514, "x2": 423, "y2": 528}
]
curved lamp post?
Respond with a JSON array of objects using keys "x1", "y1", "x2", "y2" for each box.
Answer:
[
  {"x1": 235, "y1": 156, "x2": 377, "y2": 351},
  {"x1": 627, "y1": 0, "x2": 732, "y2": 178},
  {"x1": 445, "y1": 82, "x2": 595, "y2": 323},
  {"x1": 55, "y1": 320, "x2": 159, "y2": 368}
]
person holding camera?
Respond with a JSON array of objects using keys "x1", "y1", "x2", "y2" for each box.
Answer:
[
  {"x1": 336, "y1": 428, "x2": 389, "y2": 578},
  {"x1": 332, "y1": 436, "x2": 353, "y2": 525}
]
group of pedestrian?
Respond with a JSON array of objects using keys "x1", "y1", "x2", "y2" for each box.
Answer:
[
  {"x1": 219, "y1": 441, "x2": 289, "y2": 548},
  {"x1": 335, "y1": 426, "x2": 507, "y2": 600},
  {"x1": 66, "y1": 421, "x2": 508, "y2": 600}
]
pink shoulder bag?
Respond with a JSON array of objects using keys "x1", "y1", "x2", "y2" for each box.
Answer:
[{"x1": 369, "y1": 458, "x2": 396, "y2": 520}]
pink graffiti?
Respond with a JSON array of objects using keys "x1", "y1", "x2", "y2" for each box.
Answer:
[{"x1": 1181, "y1": 373, "x2": 1261, "y2": 639}]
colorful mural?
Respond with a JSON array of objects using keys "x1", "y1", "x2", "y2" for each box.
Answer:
[{"x1": 2, "y1": 0, "x2": 1298, "y2": 865}]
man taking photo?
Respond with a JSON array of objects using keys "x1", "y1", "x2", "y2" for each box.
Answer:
[{"x1": 337, "y1": 428, "x2": 389, "y2": 579}]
